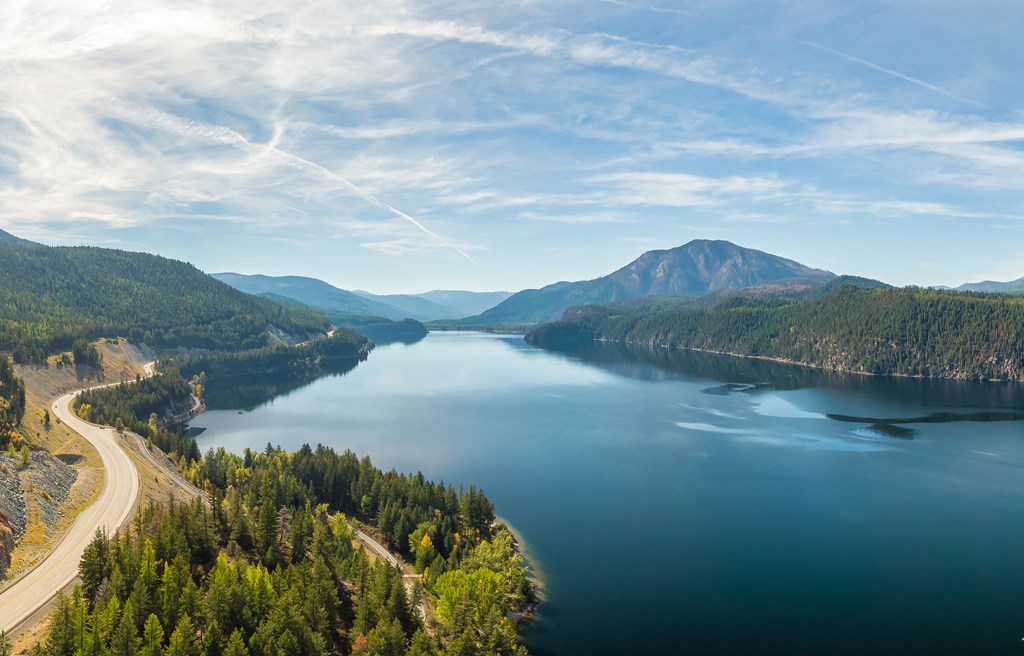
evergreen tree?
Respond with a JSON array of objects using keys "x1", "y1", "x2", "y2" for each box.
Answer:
[{"x1": 141, "y1": 613, "x2": 165, "y2": 656}]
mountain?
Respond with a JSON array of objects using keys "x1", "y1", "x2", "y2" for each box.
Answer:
[
  {"x1": 956, "y1": 277, "x2": 1024, "y2": 294},
  {"x1": 351, "y1": 291, "x2": 463, "y2": 321},
  {"x1": 411, "y1": 290, "x2": 513, "y2": 317},
  {"x1": 212, "y1": 273, "x2": 407, "y2": 320},
  {"x1": 461, "y1": 240, "x2": 836, "y2": 324},
  {"x1": 352, "y1": 290, "x2": 513, "y2": 320},
  {"x1": 0, "y1": 234, "x2": 329, "y2": 362}
]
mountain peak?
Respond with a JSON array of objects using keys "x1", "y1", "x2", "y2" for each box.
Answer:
[
  {"x1": 608, "y1": 240, "x2": 833, "y2": 297},
  {"x1": 462, "y1": 239, "x2": 835, "y2": 324}
]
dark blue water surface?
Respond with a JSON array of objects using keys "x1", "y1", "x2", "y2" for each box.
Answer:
[{"x1": 191, "y1": 332, "x2": 1024, "y2": 655}]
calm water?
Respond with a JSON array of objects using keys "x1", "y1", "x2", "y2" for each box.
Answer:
[{"x1": 191, "y1": 332, "x2": 1024, "y2": 655}]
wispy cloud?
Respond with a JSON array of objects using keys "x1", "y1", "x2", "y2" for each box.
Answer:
[
  {"x1": 1, "y1": 0, "x2": 1021, "y2": 289},
  {"x1": 588, "y1": 171, "x2": 788, "y2": 207}
]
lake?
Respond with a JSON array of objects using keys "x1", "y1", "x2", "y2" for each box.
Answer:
[{"x1": 191, "y1": 331, "x2": 1024, "y2": 655}]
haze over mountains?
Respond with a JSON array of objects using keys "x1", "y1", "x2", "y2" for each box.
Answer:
[
  {"x1": 212, "y1": 272, "x2": 511, "y2": 322},
  {"x1": 956, "y1": 278, "x2": 1024, "y2": 294}
]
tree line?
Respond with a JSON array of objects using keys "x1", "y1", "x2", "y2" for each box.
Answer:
[
  {"x1": 0, "y1": 354, "x2": 26, "y2": 445},
  {"x1": 75, "y1": 373, "x2": 201, "y2": 464},
  {"x1": 164, "y1": 330, "x2": 371, "y2": 383},
  {"x1": 527, "y1": 285, "x2": 1024, "y2": 380}
]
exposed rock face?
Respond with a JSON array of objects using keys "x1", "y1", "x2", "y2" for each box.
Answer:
[
  {"x1": 0, "y1": 510, "x2": 13, "y2": 579},
  {"x1": 22, "y1": 452, "x2": 78, "y2": 531},
  {"x1": 0, "y1": 457, "x2": 26, "y2": 539},
  {"x1": 0, "y1": 450, "x2": 79, "y2": 580}
]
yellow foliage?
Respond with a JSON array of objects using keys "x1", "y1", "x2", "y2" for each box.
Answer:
[{"x1": 420, "y1": 533, "x2": 434, "y2": 550}]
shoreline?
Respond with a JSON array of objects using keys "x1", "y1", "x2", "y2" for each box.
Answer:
[
  {"x1": 584, "y1": 337, "x2": 1024, "y2": 384},
  {"x1": 494, "y1": 513, "x2": 545, "y2": 623}
]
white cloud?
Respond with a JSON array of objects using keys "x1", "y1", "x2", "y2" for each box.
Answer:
[{"x1": 588, "y1": 171, "x2": 788, "y2": 207}]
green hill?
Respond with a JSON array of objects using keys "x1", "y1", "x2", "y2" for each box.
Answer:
[
  {"x1": 212, "y1": 272, "x2": 407, "y2": 319},
  {"x1": 527, "y1": 285, "x2": 1024, "y2": 381},
  {"x1": 0, "y1": 234, "x2": 329, "y2": 362},
  {"x1": 956, "y1": 276, "x2": 1024, "y2": 294}
]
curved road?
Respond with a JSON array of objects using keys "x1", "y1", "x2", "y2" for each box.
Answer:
[{"x1": 0, "y1": 388, "x2": 140, "y2": 636}]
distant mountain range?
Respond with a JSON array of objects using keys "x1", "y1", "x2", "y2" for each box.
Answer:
[
  {"x1": 956, "y1": 277, "x2": 1024, "y2": 294},
  {"x1": 212, "y1": 272, "x2": 511, "y2": 322},
  {"x1": 354, "y1": 289, "x2": 513, "y2": 319},
  {"x1": 458, "y1": 239, "x2": 836, "y2": 324}
]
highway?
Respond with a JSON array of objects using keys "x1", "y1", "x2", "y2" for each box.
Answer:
[{"x1": 0, "y1": 388, "x2": 140, "y2": 636}]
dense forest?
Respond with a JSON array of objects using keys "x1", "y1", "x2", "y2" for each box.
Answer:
[
  {"x1": 24, "y1": 444, "x2": 531, "y2": 656},
  {"x1": 75, "y1": 374, "x2": 201, "y2": 463},
  {"x1": 163, "y1": 330, "x2": 371, "y2": 382},
  {"x1": 527, "y1": 285, "x2": 1024, "y2": 381},
  {"x1": 0, "y1": 354, "x2": 26, "y2": 445},
  {"x1": 0, "y1": 237, "x2": 329, "y2": 363}
]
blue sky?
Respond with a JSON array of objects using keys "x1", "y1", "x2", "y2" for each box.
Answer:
[{"x1": 2, "y1": 0, "x2": 1023, "y2": 293}]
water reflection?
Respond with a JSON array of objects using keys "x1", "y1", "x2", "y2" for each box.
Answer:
[
  {"x1": 532, "y1": 338, "x2": 1024, "y2": 437},
  {"x1": 202, "y1": 359, "x2": 362, "y2": 411},
  {"x1": 536, "y1": 338, "x2": 1024, "y2": 405}
]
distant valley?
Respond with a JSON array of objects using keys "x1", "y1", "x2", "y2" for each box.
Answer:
[{"x1": 212, "y1": 272, "x2": 511, "y2": 323}]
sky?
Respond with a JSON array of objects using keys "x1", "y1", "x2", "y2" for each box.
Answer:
[{"x1": 2, "y1": 0, "x2": 1023, "y2": 293}]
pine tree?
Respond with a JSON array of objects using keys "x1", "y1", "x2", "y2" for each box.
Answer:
[
  {"x1": 141, "y1": 613, "x2": 165, "y2": 656},
  {"x1": 222, "y1": 630, "x2": 248, "y2": 656}
]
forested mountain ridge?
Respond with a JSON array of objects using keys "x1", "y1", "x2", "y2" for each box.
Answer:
[
  {"x1": 956, "y1": 276, "x2": 1024, "y2": 294},
  {"x1": 213, "y1": 273, "x2": 407, "y2": 320},
  {"x1": 0, "y1": 235, "x2": 330, "y2": 362},
  {"x1": 527, "y1": 285, "x2": 1024, "y2": 381},
  {"x1": 460, "y1": 240, "x2": 836, "y2": 325}
]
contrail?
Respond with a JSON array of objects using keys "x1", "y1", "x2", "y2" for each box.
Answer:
[
  {"x1": 262, "y1": 103, "x2": 473, "y2": 261},
  {"x1": 803, "y1": 41, "x2": 985, "y2": 108},
  {"x1": 602, "y1": 1, "x2": 985, "y2": 109},
  {"x1": 267, "y1": 143, "x2": 476, "y2": 263},
  {"x1": 109, "y1": 99, "x2": 475, "y2": 263}
]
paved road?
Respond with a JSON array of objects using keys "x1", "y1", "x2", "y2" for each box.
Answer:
[
  {"x1": 0, "y1": 388, "x2": 141, "y2": 636},
  {"x1": 352, "y1": 527, "x2": 400, "y2": 567},
  {"x1": 351, "y1": 526, "x2": 427, "y2": 622}
]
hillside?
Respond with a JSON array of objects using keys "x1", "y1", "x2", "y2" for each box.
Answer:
[
  {"x1": 0, "y1": 234, "x2": 329, "y2": 362},
  {"x1": 957, "y1": 277, "x2": 1024, "y2": 294},
  {"x1": 461, "y1": 240, "x2": 835, "y2": 324},
  {"x1": 527, "y1": 286, "x2": 1024, "y2": 381},
  {"x1": 212, "y1": 273, "x2": 405, "y2": 319}
]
